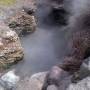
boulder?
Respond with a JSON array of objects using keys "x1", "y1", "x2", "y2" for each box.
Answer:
[
  {"x1": 29, "y1": 72, "x2": 48, "y2": 90},
  {"x1": 22, "y1": 58, "x2": 90, "y2": 90},
  {"x1": 0, "y1": 24, "x2": 23, "y2": 70},
  {"x1": 14, "y1": 72, "x2": 47, "y2": 90},
  {"x1": 67, "y1": 58, "x2": 90, "y2": 90},
  {"x1": 0, "y1": 70, "x2": 20, "y2": 90},
  {"x1": 8, "y1": 11, "x2": 36, "y2": 36},
  {"x1": 0, "y1": 0, "x2": 37, "y2": 36}
]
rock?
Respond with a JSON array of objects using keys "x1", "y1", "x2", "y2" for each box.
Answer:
[
  {"x1": 23, "y1": 0, "x2": 37, "y2": 15},
  {"x1": 1, "y1": 70, "x2": 20, "y2": 86},
  {"x1": 0, "y1": 0, "x2": 37, "y2": 36},
  {"x1": 0, "y1": 24, "x2": 24, "y2": 70},
  {"x1": 0, "y1": 70, "x2": 20, "y2": 90},
  {"x1": 29, "y1": 72, "x2": 48, "y2": 90},
  {"x1": 67, "y1": 58, "x2": 90, "y2": 90},
  {"x1": 8, "y1": 10, "x2": 36, "y2": 36},
  {"x1": 23, "y1": 58, "x2": 90, "y2": 90},
  {"x1": 67, "y1": 77, "x2": 90, "y2": 90},
  {"x1": 47, "y1": 85, "x2": 58, "y2": 90},
  {"x1": 0, "y1": 0, "x2": 37, "y2": 20},
  {"x1": 71, "y1": 58, "x2": 90, "y2": 83},
  {"x1": 26, "y1": 72, "x2": 70, "y2": 90},
  {"x1": 14, "y1": 72, "x2": 47, "y2": 90}
]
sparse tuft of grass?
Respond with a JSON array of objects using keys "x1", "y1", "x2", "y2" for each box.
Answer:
[{"x1": 0, "y1": 0, "x2": 16, "y2": 6}]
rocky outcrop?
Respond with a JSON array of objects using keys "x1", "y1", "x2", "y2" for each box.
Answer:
[
  {"x1": 0, "y1": 23, "x2": 23, "y2": 70},
  {"x1": 0, "y1": 70, "x2": 20, "y2": 90},
  {"x1": 8, "y1": 11, "x2": 37, "y2": 36},
  {"x1": 23, "y1": 58, "x2": 90, "y2": 90},
  {"x1": 0, "y1": 0, "x2": 37, "y2": 36},
  {"x1": 67, "y1": 58, "x2": 90, "y2": 90}
]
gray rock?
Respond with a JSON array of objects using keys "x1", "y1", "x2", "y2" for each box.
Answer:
[
  {"x1": 23, "y1": 58, "x2": 90, "y2": 90},
  {"x1": 29, "y1": 72, "x2": 48, "y2": 90},
  {"x1": 67, "y1": 58, "x2": 90, "y2": 90},
  {"x1": 67, "y1": 77, "x2": 90, "y2": 90},
  {"x1": 1, "y1": 70, "x2": 20, "y2": 87},
  {"x1": 14, "y1": 72, "x2": 47, "y2": 90},
  {"x1": 0, "y1": 70, "x2": 20, "y2": 90},
  {"x1": 47, "y1": 85, "x2": 58, "y2": 90}
]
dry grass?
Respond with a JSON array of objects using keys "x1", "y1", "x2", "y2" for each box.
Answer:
[{"x1": 0, "y1": 0, "x2": 16, "y2": 6}]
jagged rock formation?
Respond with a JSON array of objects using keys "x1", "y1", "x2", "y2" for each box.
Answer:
[
  {"x1": 0, "y1": 23, "x2": 23, "y2": 70},
  {"x1": 8, "y1": 11, "x2": 36, "y2": 36}
]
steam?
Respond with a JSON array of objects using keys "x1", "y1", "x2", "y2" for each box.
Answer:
[{"x1": 66, "y1": 0, "x2": 90, "y2": 31}]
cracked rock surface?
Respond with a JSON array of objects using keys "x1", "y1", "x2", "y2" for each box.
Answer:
[
  {"x1": 0, "y1": 23, "x2": 23, "y2": 70},
  {"x1": 8, "y1": 11, "x2": 36, "y2": 36}
]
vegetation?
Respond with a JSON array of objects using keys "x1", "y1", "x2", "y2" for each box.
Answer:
[{"x1": 0, "y1": 0, "x2": 16, "y2": 6}]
